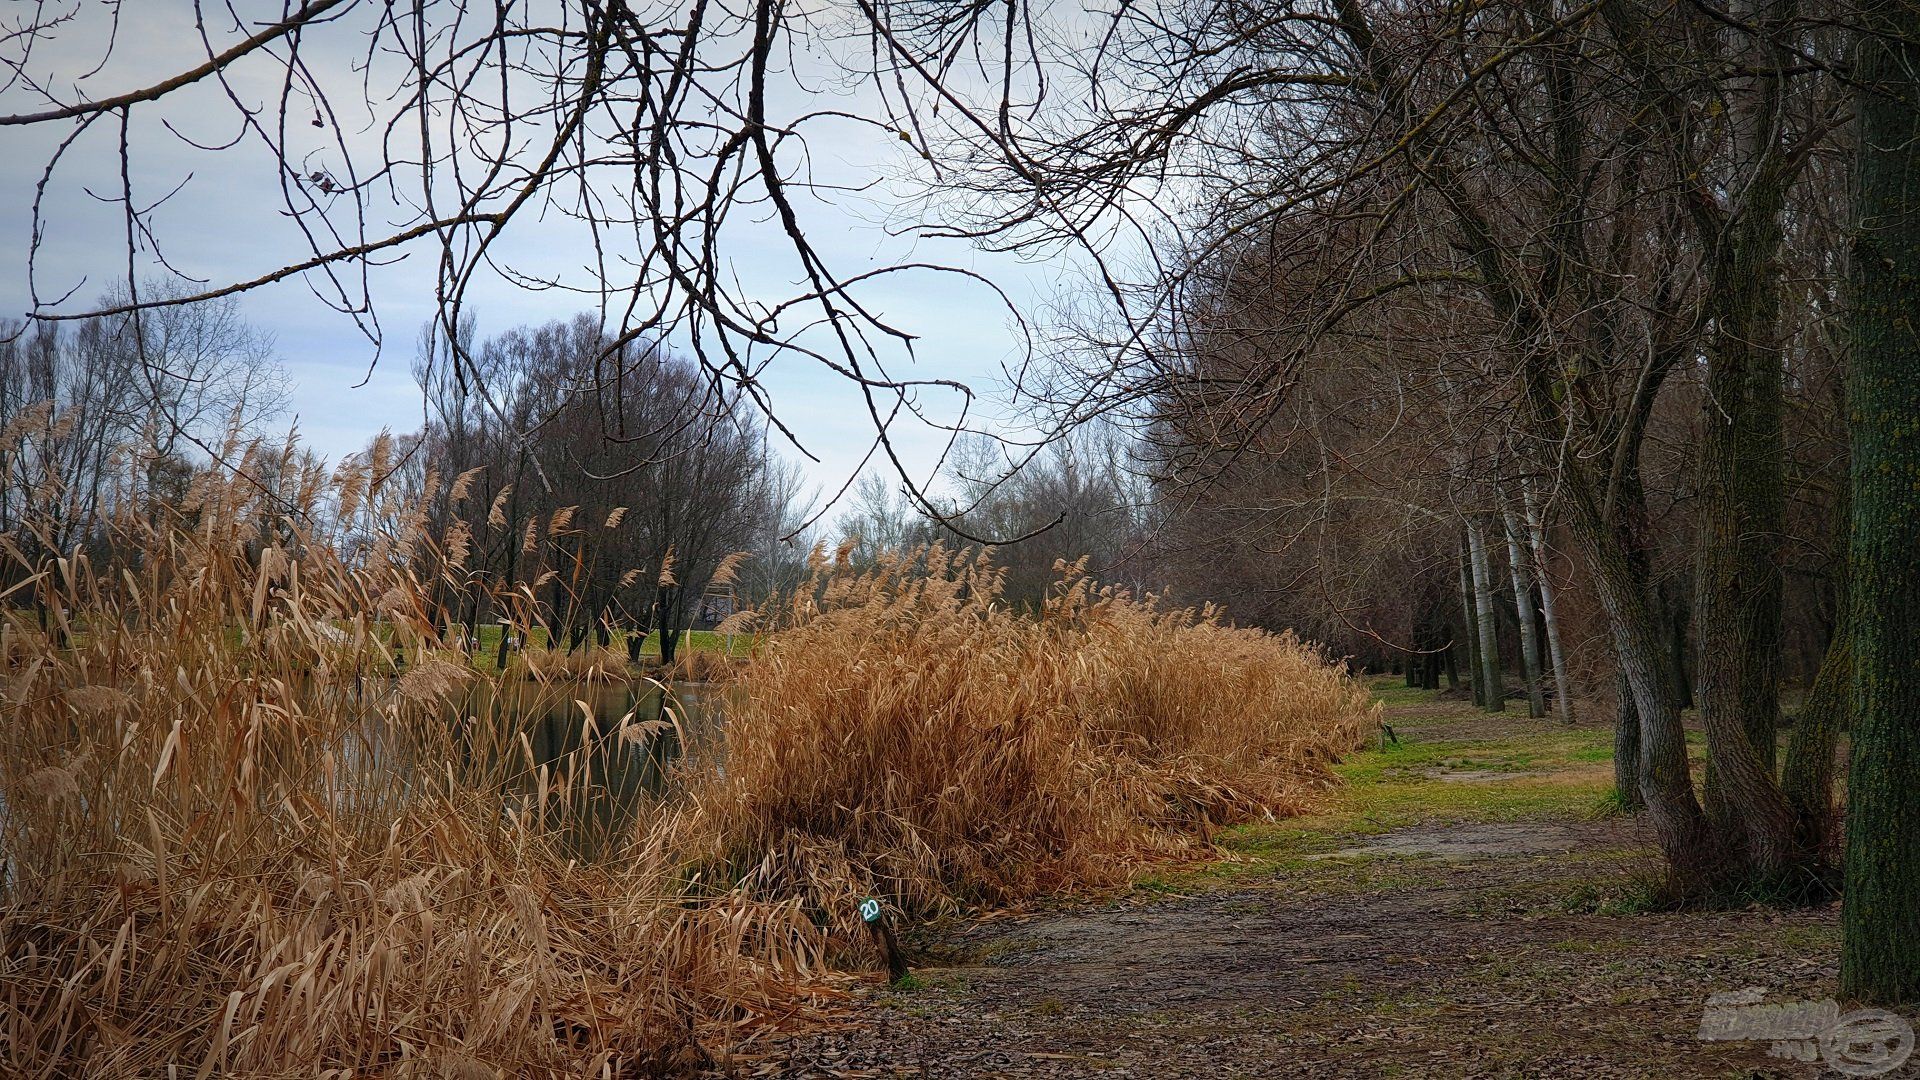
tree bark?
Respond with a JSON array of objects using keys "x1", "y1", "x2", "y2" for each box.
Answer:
[
  {"x1": 1783, "y1": 485, "x2": 1850, "y2": 856},
  {"x1": 1841, "y1": 0, "x2": 1920, "y2": 1001},
  {"x1": 1466, "y1": 515, "x2": 1504, "y2": 712},
  {"x1": 1782, "y1": 628, "x2": 1847, "y2": 853},
  {"x1": 1501, "y1": 496, "x2": 1549, "y2": 718},
  {"x1": 1691, "y1": 42, "x2": 1797, "y2": 884},
  {"x1": 1458, "y1": 543, "x2": 1484, "y2": 707},
  {"x1": 1564, "y1": 472, "x2": 1716, "y2": 887},
  {"x1": 1521, "y1": 478, "x2": 1574, "y2": 722},
  {"x1": 1614, "y1": 672, "x2": 1644, "y2": 812}
]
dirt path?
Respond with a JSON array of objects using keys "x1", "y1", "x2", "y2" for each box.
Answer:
[{"x1": 742, "y1": 684, "x2": 1913, "y2": 1078}]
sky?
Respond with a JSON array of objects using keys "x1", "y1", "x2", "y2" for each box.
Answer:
[{"x1": 0, "y1": 1, "x2": 1102, "y2": 508}]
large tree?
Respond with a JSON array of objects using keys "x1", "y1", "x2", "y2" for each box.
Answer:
[{"x1": 1840, "y1": 0, "x2": 1920, "y2": 1004}]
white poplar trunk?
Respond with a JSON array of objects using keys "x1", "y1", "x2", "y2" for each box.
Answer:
[
  {"x1": 1522, "y1": 477, "x2": 1575, "y2": 722},
  {"x1": 1501, "y1": 494, "x2": 1549, "y2": 718},
  {"x1": 1465, "y1": 514, "x2": 1505, "y2": 712}
]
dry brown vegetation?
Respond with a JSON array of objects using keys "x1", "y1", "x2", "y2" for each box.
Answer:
[
  {"x1": 680, "y1": 548, "x2": 1378, "y2": 931},
  {"x1": 0, "y1": 450, "x2": 823, "y2": 1077},
  {"x1": 0, "y1": 449, "x2": 1372, "y2": 1074}
]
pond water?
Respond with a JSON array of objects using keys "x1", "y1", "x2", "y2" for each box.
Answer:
[{"x1": 442, "y1": 679, "x2": 731, "y2": 857}]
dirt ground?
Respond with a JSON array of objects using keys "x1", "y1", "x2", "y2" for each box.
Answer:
[{"x1": 741, "y1": 685, "x2": 1913, "y2": 1079}]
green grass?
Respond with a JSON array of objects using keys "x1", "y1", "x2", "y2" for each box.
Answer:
[
  {"x1": 1135, "y1": 678, "x2": 1620, "y2": 894},
  {"x1": 1367, "y1": 681, "x2": 1444, "y2": 708}
]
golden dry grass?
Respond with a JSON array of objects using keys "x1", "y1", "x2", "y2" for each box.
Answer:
[
  {"x1": 676, "y1": 548, "x2": 1378, "y2": 935},
  {"x1": 0, "y1": 446, "x2": 1373, "y2": 1074}
]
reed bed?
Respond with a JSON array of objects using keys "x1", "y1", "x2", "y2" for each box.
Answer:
[
  {"x1": 677, "y1": 547, "x2": 1377, "y2": 932},
  {"x1": 0, "y1": 444, "x2": 1372, "y2": 1074},
  {"x1": 0, "y1": 451, "x2": 823, "y2": 1077}
]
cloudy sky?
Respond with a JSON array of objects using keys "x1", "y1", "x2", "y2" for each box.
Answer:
[{"x1": 0, "y1": 1, "x2": 1099, "y2": 504}]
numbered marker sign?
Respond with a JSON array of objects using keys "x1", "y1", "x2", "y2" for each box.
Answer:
[{"x1": 858, "y1": 897, "x2": 882, "y2": 924}]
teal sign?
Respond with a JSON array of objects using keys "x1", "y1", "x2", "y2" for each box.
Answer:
[{"x1": 858, "y1": 897, "x2": 882, "y2": 923}]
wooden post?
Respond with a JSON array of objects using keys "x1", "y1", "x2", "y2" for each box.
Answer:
[{"x1": 859, "y1": 898, "x2": 909, "y2": 983}]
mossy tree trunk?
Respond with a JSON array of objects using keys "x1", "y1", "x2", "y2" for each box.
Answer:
[{"x1": 1841, "y1": 0, "x2": 1920, "y2": 1003}]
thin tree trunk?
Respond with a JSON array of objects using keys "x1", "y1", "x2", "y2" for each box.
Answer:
[
  {"x1": 1458, "y1": 544, "x2": 1484, "y2": 707},
  {"x1": 1841, "y1": 0, "x2": 1920, "y2": 1000},
  {"x1": 1521, "y1": 478, "x2": 1575, "y2": 722},
  {"x1": 1501, "y1": 496, "x2": 1549, "y2": 718},
  {"x1": 1466, "y1": 515, "x2": 1504, "y2": 712}
]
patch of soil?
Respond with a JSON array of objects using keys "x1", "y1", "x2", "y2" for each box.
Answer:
[
  {"x1": 1423, "y1": 767, "x2": 1553, "y2": 784},
  {"x1": 1308, "y1": 822, "x2": 1593, "y2": 859}
]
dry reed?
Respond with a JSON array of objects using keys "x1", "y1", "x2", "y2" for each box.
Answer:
[
  {"x1": 0, "y1": 448, "x2": 824, "y2": 1077},
  {"x1": 675, "y1": 548, "x2": 1377, "y2": 936}
]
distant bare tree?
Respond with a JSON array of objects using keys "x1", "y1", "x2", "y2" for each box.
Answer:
[{"x1": 1, "y1": 0, "x2": 1022, "y2": 516}]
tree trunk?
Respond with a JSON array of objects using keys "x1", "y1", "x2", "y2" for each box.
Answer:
[
  {"x1": 1459, "y1": 544, "x2": 1484, "y2": 706},
  {"x1": 1501, "y1": 497, "x2": 1549, "y2": 718},
  {"x1": 1693, "y1": 149, "x2": 1796, "y2": 888},
  {"x1": 1841, "y1": 0, "x2": 1920, "y2": 1001},
  {"x1": 1614, "y1": 672, "x2": 1644, "y2": 812},
  {"x1": 656, "y1": 585, "x2": 684, "y2": 666},
  {"x1": 1666, "y1": 593, "x2": 1694, "y2": 711},
  {"x1": 1564, "y1": 474, "x2": 1716, "y2": 888},
  {"x1": 1783, "y1": 485, "x2": 1850, "y2": 856},
  {"x1": 1782, "y1": 628, "x2": 1847, "y2": 853},
  {"x1": 1521, "y1": 478, "x2": 1575, "y2": 722},
  {"x1": 1466, "y1": 515, "x2": 1504, "y2": 712}
]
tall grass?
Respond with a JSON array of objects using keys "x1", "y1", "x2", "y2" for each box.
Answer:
[
  {"x1": 678, "y1": 547, "x2": 1377, "y2": 930},
  {"x1": 0, "y1": 443, "x2": 1372, "y2": 1073}
]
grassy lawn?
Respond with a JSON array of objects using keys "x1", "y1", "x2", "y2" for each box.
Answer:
[{"x1": 1137, "y1": 678, "x2": 1627, "y2": 894}]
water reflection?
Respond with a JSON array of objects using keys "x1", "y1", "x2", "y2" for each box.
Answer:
[{"x1": 448, "y1": 679, "x2": 727, "y2": 858}]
